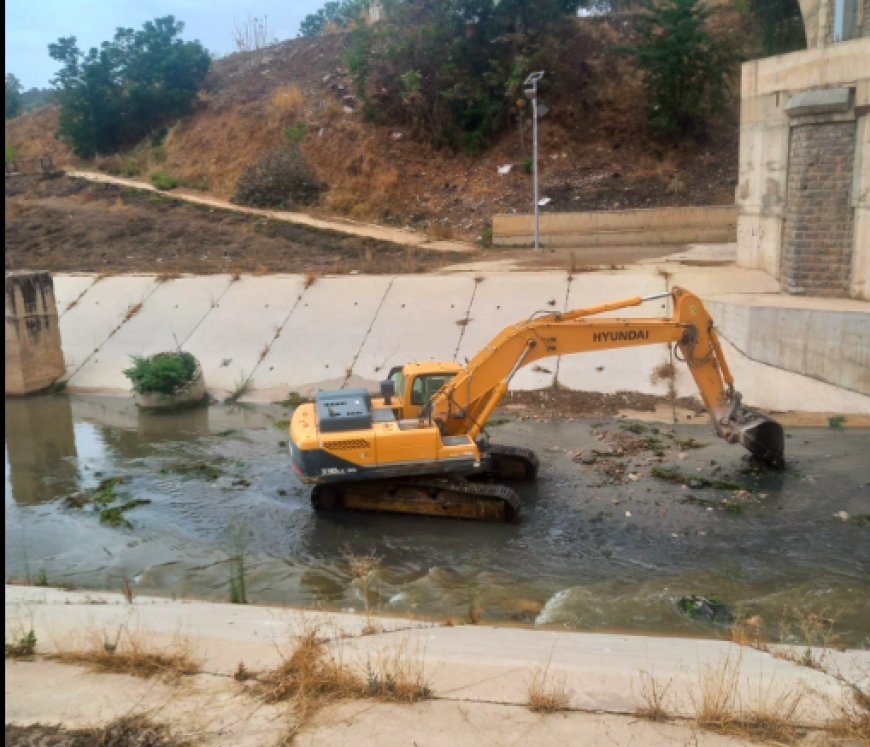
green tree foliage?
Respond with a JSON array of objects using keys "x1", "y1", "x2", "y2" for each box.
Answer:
[
  {"x1": 747, "y1": 0, "x2": 806, "y2": 55},
  {"x1": 5, "y1": 74, "x2": 23, "y2": 119},
  {"x1": 299, "y1": 0, "x2": 368, "y2": 37},
  {"x1": 623, "y1": 0, "x2": 737, "y2": 140},
  {"x1": 348, "y1": 0, "x2": 580, "y2": 152},
  {"x1": 48, "y1": 16, "x2": 210, "y2": 158}
]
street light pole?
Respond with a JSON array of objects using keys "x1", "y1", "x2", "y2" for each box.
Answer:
[{"x1": 523, "y1": 71, "x2": 545, "y2": 251}]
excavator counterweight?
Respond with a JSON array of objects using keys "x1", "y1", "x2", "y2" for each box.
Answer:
[{"x1": 289, "y1": 287, "x2": 784, "y2": 521}]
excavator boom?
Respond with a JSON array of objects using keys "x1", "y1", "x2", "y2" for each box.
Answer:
[{"x1": 289, "y1": 287, "x2": 784, "y2": 521}]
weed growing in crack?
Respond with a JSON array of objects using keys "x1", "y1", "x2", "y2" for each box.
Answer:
[
  {"x1": 527, "y1": 660, "x2": 570, "y2": 713},
  {"x1": 223, "y1": 520, "x2": 253, "y2": 604},
  {"x1": 343, "y1": 545, "x2": 382, "y2": 634}
]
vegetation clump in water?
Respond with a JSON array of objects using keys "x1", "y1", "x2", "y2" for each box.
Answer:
[
  {"x1": 63, "y1": 476, "x2": 150, "y2": 529},
  {"x1": 652, "y1": 466, "x2": 745, "y2": 491},
  {"x1": 124, "y1": 351, "x2": 197, "y2": 395}
]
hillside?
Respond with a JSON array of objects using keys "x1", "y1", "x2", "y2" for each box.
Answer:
[{"x1": 5, "y1": 15, "x2": 741, "y2": 241}]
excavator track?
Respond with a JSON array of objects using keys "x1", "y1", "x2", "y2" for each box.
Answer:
[
  {"x1": 311, "y1": 476, "x2": 521, "y2": 522},
  {"x1": 482, "y1": 443, "x2": 539, "y2": 481}
]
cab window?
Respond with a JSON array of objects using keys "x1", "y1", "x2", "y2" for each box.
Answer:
[
  {"x1": 388, "y1": 368, "x2": 405, "y2": 398},
  {"x1": 410, "y1": 374, "x2": 453, "y2": 405}
]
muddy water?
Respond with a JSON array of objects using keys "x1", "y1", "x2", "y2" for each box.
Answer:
[{"x1": 5, "y1": 395, "x2": 870, "y2": 646}]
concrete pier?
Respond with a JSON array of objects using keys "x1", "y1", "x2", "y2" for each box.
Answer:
[{"x1": 5, "y1": 271, "x2": 65, "y2": 395}]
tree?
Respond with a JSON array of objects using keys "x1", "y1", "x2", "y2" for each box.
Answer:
[
  {"x1": 5, "y1": 74, "x2": 23, "y2": 119},
  {"x1": 299, "y1": 0, "x2": 368, "y2": 37},
  {"x1": 347, "y1": 0, "x2": 581, "y2": 151},
  {"x1": 748, "y1": 0, "x2": 806, "y2": 55},
  {"x1": 624, "y1": 0, "x2": 736, "y2": 139},
  {"x1": 48, "y1": 16, "x2": 210, "y2": 158}
]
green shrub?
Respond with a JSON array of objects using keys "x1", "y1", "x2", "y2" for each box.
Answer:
[
  {"x1": 5, "y1": 144, "x2": 17, "y2": 165},
  {"x1": 232, "y1": 145, "x2": 324, "y2": 209},
  {"x1": 150, "y1": 171, "x2": 179, "y2": 190},
  {"x1": 283, "y1": 121, "x2": 306, "y2": 144},
  {"x1": 124, "y1": 351, "x2": 197, "y2": 395}
]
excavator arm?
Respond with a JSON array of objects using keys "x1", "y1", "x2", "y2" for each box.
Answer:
[{"x1": 426, "y1": 287, "x2": 784, "y2": 467}]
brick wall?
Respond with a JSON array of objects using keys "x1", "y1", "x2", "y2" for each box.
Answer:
[{"x1": 781, "y1": 122, "x2": 856, "y2": 295}]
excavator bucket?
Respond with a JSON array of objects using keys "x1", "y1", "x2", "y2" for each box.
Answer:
[{"x1": 732, "y1": 411, "x2": 785, "y2": 469}]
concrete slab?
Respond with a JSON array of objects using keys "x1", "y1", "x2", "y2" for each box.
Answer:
[
  {"x1": 58, "y1": 275, "x2": 158, "y2": 376},
  {"x1": 555, "y1": 271, "x2": 678, "y2": 396},
  {"x1": 253, "y1": 275, "x2": 394, "y2": 399},
  {"x1": 6, "y1": 585, "x2": 860, "y2": 730},
  {"x1": 4, "y1": 660, "x2": 759, "y2": 747},
  {"x1": 182, "y1": 275, "x2": 306, "y2": 397},
  {"x1": 303, "y1": 699, "x2": 754, "y2": 747},
  {"x1": 352, "y1": 275, "x2": 477, "y2": 383},
  {"x1": 53, "y1": 275, "x2": 98, "y2": 316},
  {"x1": 67, "y1": 275, "x2": 232, "y2": 391},
  {"x1": 456, "y1": 272, "x2": 570, "y2": 390}
]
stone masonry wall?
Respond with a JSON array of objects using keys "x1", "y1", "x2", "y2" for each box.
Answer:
[{"x1": 781, "y1": 122, "x2": 856, "y2": 295}]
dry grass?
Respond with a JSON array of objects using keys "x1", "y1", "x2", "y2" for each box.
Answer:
[
  {"x1": 123, "y1": 302, "x2": 144, "y2": 323},
  {"x1": 4, "y1": 106, "x2": 76, "y2": 167},
  {"x1": 527, "y1": 662, "x2": 570, "y2": 713},
  {"x1": 728, "y1": 613, "x2": 768, "y2": 652},
  {"x1": 256, "y1": 626, "x2": 432, "y2": 711},
  {"x1": 768, "y1": 607, "x2": 841, "y2": 673},
  {"x1": 827, "y1": 687, "x2": 870, "y2": 743},
  {"x1": 693, "y1": 649, "x2": 742, "y2": 730},
  {"x1": 303, "y1": 272, "x2": 319, "y2": 290},
  {"x1": 692, "y1": 648, "x2": 810, "y2": 744},
  {"x1": 6, "y1": 715, "x2": 189, "y2": 747},
  {"x1": 49, "y1": 626, "x2": 200, "y2": 680},
  {"x1": 162, "y1": 109, "x2": 282, "y2": 198},
  {"x1": 635, "y1": 670, "x2": 672, "y2": 722},
  {"x1": 343, "y1": 546, "x2": 383, "y2": 634},
  {"x1": 268, "y1": 84, "x2": 305, "y2": 126},
  {"x1": 364, "y1": 639, "x2": 432, "y2": 703},
  {"x1": 256, "y1": 629, "x2": 361, "y2": 704}
]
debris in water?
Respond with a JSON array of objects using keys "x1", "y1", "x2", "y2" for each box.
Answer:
[{"x1": 678, "y1": 595, "x2": 734, "y2": 624}]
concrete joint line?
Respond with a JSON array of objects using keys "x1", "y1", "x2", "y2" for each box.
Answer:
[
  {"x1": 342, "y1": 276, "x2": 396, "y2": 388},
  {"x1": 59, "y1": 276, "x2": 99, "y2": 318},
  {"x1": 246, "y1": 284, "x2": 311, "y2": 385},
  {"x1": 551, "y1": 271, "x2": 574, "y2": 388},
  {"x1": 176, "y1": 276, "x2": 236, "y2": 348},
  {"x1": 63, "y1": 278, "x2": 164, "y2": 385},
  {"x1": 452, "y1": 278, "x2": 481, "y2": 362}
]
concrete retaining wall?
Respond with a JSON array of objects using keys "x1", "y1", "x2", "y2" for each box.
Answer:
[
  {"x1": 48, "y1": 271, "x2": 870, "y2": 414},
  {"x1": 492, "y1": 207, "x2": 737, "y2": 248},
  {"x1": 707, "y1": 299, "x2": 870, "y2": 395}
]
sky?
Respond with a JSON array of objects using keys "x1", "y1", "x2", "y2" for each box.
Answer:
[{"x1": 5, "y1": 0, "x2": 325, "y2": 90}]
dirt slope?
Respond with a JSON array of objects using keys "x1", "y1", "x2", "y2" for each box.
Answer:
[{"x1": 5, "y1": 15, "x2": 740, "y2": 241}]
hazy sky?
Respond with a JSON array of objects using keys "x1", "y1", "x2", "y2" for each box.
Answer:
[{"x1": 5, "y1": 1, "x2": 325, "y2": 90}]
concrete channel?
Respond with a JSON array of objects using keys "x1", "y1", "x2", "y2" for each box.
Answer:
[{"x1": 47, "y1": 266, "x2": 870, "y2": 414}]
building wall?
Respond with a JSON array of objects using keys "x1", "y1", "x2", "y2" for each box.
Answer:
[{"x1": 736, "y1": 38, "x2": 870, "y2": 299}]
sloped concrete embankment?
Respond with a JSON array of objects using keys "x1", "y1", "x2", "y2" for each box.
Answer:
[
  {"x1": 51, "y1": 268, "x2": 870, "y2": 414},
  {"x1": 6, "y1": 586, "x2": 868, "y2": 745}
]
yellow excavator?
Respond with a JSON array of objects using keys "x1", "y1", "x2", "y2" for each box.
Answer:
[{"x1": 289, "y1": 287, "x2": 784, "y2": 521}]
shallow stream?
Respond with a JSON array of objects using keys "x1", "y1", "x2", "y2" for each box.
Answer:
[{"x1": 5, "y1": 394, "x2": 869, "y2": 646}]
